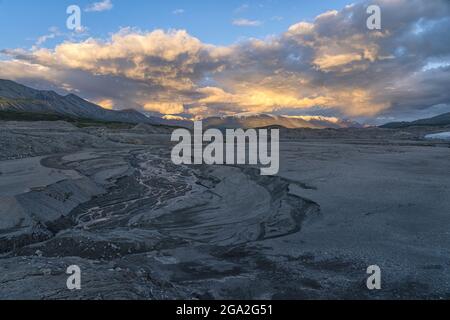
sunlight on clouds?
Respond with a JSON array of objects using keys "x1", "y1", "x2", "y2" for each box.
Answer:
[
  {"x1": 197, "y1": 86, "x2": 330, "y2": 113},
  {"x1": 1, "y1": 0, "x2": 449, "y2": 122},
  {"x1": 315, "y1": 10, "x2": 339, "y2": 20},
  {"x1": 144, "y1": 102, "x2": 185, "y2": 115},
  {"x1": 332, "y1": 89, "x2": 390, "y2": 117},
  {"x1": 240, "y1": 90, "x2": 330, "y2": 111},
  {"x1": 95, "y1": 99, "x2": 115, "y2": 110},
  {"x1": 163, "y1": 115, "x2": 189, "y2": 121},
  {"x1": 314, "y1": 53, "x2": 363, "y2": 71},
  {"x1": 287, "y1": 22, "x2": 314, "y2": 35}
]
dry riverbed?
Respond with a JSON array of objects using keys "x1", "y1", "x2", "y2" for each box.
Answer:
[{"x1": 0, "y1": 121, "x2": 449, "y2": 299}]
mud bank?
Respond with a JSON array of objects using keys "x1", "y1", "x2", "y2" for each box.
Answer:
[{"x1": 0, "y1": 143, "x2": 320, "y2": 299}]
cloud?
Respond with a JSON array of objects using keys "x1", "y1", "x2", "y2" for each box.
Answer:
[
  {"x1": 36, "y1": 33, "x2": 57, "y2": 46},
  {"x1": 1, "y1": 0, "x2": 450, "y2": 123},
  {"x1": 163, "y1": 114, "x2": 189, "y2": 121},
  {"x1": 173, "y1": 9, "x2": 185, "y2": 15},
  {"x1": 144, "y1": 102, "x2": 185, "y2": 114},
  {"x1": 85, "y1": 0, "x2": 113, "y2": 12},
  {"x1": 232, "y1": 19, "x2": 262, "y2": 27},
  {"x1": 34, "y1": 27, "x2": 65, "y2": 47},
  {"x1": 95, "y1": 98, "x2": 114, "y2": 110}
]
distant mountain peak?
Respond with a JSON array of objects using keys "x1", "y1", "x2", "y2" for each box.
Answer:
[{"x1": 202, "y1": 113, "x2": 362, "y2": 129}]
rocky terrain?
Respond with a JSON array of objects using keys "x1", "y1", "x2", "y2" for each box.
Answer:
[{"x1": 1, "y1": 121, "x2": 450, "y2": 299}]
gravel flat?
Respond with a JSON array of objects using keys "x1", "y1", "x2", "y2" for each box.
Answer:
[{"x1": 1, "y1": 121, "x2": 449, "y2": 299}]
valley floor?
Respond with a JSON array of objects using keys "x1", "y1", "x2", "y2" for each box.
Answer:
[{"x1": 0, "y1": 121, "x2": 449, "y2": 299}]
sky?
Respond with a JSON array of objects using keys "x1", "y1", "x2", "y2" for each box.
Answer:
[
  {"x1": 0, "y1": 0, "x2": 449, "y2": 124},
  {"x1": 0, "y1": 0, "x2": 356, "y2": 47}
]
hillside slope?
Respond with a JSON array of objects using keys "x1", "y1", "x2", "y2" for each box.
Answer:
[
  {"x1": 381, "y1": 112, "x2": 450, "y2": 128},
  {"x1": 0, "y1": 79, "x2": 157, "y2": 124}
]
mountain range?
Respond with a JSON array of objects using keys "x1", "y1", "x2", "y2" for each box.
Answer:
[
  {"x1": 201, "y1": 113, "x2": 363, "y2": 129},
  {"x1": 4, "y1": 79, "x2": 448, "y2": 130},
  {"x1": 0, "y1": 79, "x2": 366, "y2": 129},
  {"x1": 0, "y1": 79, "x2": 160, "y2": 125},
  {"x1": 381, "y1": 112, "x2": 450, "y2": 128}
]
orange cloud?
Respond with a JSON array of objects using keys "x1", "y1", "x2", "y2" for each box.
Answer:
[
  {"x1": 143, "y1": 102, "x2": 185, "y2": 115},
  {"x1": 95, "y1": 99, "x2": 115, "y2": 110}
]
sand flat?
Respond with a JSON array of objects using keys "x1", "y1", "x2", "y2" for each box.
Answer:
[
  {"x1": 1, "y1": 122, "x2": 450, "y2": 299},
  {"x1": 0, "y1": 156, "x2": 82, "y2": 197}
]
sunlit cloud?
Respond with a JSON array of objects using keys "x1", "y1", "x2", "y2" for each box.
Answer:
[
  {"x1": 144, "y1": 102, "x2": 185, "y2": 115},
  {"x1": 163, "y1": 114, "x2": 189, "y2": 121},
  {"x1": 95, "y1": 98, "x2": 115, "y2": 110}
]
